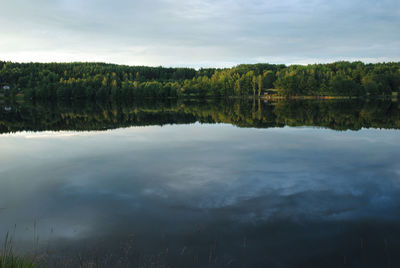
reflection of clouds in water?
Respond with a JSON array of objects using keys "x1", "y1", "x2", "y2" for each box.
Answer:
[
  {"x1": 185, "y1": 176, "x2": 395, "y2": 222},
  {"x1": 1, "y1": 131, "x2": 99, "y2": 138},
  {"x1": 0, "y1": 125, "x2": 399, "y2": 248}
]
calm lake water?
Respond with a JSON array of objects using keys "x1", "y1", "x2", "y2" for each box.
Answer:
[{"x1": 0, "y1": 99, "x2": 400, "y2": 267}]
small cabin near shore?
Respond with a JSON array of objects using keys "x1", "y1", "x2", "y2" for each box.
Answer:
[{"x1": 263, "y1": 89, "x2": 278, "y2": 96}]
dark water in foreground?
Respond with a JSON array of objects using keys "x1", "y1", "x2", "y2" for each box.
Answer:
[{"x1": 0, "y1": 99, "x2": 400, "y2": 267}]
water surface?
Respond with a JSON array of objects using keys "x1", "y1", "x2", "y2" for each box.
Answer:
[{"x1": 0, "y1": 99, "x2": 399, "y2": 267}]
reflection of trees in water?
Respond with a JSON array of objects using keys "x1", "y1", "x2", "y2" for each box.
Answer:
[{"x1": 0, "y1": 99, "x2": 399, "y2": 133}]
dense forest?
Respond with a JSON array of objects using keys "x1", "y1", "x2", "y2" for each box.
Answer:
[
  {"x1": 1, "y1": 99, "x2": 399, "y2": 133},
  {"x1": 0, "y1": 61, "x2": 399, "y2": 100}
]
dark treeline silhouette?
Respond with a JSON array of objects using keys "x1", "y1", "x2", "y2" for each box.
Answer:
[
  {"x1": 1, "y1": 99, "x2": 399, "y2": 133},
  {"x1": 0, "y1": 61, "x2": 399, "y2": 99}
]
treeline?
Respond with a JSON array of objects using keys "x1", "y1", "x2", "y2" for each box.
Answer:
[
  {"x1": 1, "y1": 99, "x2": 399, "y2": 133},
  {"x1": 274, "y1": 62, "x2": 400, "y2": 96},
  {"x1": 0, "y1": 61, "x2": 399, "y2": 99}
]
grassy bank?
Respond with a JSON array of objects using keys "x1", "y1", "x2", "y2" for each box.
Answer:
[
  {"x1": 0, "y1": 255, "x2": 42, "y2": 268},
  {"x1": 1, "y1": 233, "x2": 42, "y2": 268}
]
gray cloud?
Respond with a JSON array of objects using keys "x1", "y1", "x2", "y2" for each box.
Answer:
[{"x1": 0, "y1": 0, "x2": 399, "y2": 67}]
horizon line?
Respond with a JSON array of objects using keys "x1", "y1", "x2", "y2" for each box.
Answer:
[{"x1": 1, "y1": 59, "x2": 399, "y2": 70}]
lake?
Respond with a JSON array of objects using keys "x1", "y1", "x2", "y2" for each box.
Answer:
[{"x1": 0, "y1": 99, "x2": 400, "y2": 267}]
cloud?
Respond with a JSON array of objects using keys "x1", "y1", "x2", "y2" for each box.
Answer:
[{"x1": 0, "y1": 0, "x2": 399, "y2": 67}]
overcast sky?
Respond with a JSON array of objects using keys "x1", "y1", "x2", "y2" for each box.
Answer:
[{"x1": 1, "y1": 0, "x2": 399, "y2": 67}]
